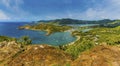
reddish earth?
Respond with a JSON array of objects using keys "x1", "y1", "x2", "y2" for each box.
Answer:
[
  {"x1": 72, "y1": 45, "x2": 120, "y2": 66},
  {"x1": 1, "y1": 41, "x2": 120, "y2": 66}
]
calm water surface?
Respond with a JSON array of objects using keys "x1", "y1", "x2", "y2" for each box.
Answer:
[{"x1": 0, "y1": 22, "x2": 76, "y2": 46}]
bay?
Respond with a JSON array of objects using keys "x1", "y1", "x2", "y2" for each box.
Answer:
[{"x1": 0, "y1": 22, "x2": 76, "y2": 46}]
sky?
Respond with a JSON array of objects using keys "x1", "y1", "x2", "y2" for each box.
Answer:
[{"x1": 0, "y1": 0, "x2": 120, "y2": 22}]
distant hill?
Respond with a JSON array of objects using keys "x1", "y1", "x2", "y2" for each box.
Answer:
[
  {"x1": 37, "y1": 18, "x2": 115, "y2": 24},
  {"x1": 101, "y1": 20, "x2": 120, "y2": 27},
  {"x1": 36, "y1": 18, "x2": 120, "y2": 27}
]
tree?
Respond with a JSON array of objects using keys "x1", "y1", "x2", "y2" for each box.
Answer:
[{"x1": 18, "y1": 36, "x2": 32, "y2": 47}]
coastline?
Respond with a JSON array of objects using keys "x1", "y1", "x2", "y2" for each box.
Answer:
[
  {"x1": 19, "y1": 23, "x2": 72, "y2": 36},
  {"x1": 68, "y1": 36, "x2": 80, "y2": 45}
]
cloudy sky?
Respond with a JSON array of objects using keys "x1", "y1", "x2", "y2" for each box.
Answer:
[{"x1": 0, "y1": 0, "x2": 120, "y2": 21}]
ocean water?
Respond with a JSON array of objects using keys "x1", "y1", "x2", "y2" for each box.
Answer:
[{"x1": 0, "y1": 22, "x2": 76, "y2": 46}]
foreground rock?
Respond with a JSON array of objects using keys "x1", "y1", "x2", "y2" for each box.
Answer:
[
  {"x1": 7, "y1": 45, "x2": 72, "y2": 66},
  {"x1": 72, "y1": 45, "x2": 120, "y2": 66},
  {"x1": 0, "y1": 41, "x2": 21, "y2": 62},
  {"x1": 1, "y1": 40, "x2": 120, "y2": 66}
]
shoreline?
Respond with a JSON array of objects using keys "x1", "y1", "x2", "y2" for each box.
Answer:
[
  {"x1": 67, "y1": 36, "x2": 80, "y2": 45},
  {"x1": 19, "y1": 26, "x2": 78, "y2": 46}
]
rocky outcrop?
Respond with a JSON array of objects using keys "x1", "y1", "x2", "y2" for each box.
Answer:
[
  {"x1": 1, "y1": 40, "x2": 120, "y2": 66},
  {"x1": 72, "y1": 45, "x2": 120, "y2": 66},
  {"x1": 7, "y1": 45, "x2": 72, "y2": 66},
  {"x1": 0, "y1": 41, "x2": 22, "y2": 65}
]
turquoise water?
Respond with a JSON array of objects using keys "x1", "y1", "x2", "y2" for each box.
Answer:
[
  {"x1": 0, "y1": 22, "x2": 76, "y2": 46},
  {"x1": 66, "y1": 24, "x2": 99, "y2": 27}
]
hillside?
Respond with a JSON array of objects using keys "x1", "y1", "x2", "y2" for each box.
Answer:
[
  {"x1": 101, "y1": 20, "x2": 120, "y2": 27},
  {"x1": 1, "y1": 41, "x2": 120, "y2": 66},
  {"x1": 37, "y1": 18, "x2": 114, "y2": 24},
  {"x1": 36, "y1": 18, "x2": 120, "y2": 28},
  {"x1": 0, "y1": 41, "x2": 22, "y2": 66},
  {"x1": 72, "y1": 45, "x2": 120, "y2": 66},
  {"x1": 19, "y1": 23, "x2": 72, "y2": 35},
  {"x1": 1, "y1": 34, "x2": 120, "y2": 66},
  {"x1": 6, "y1": 45, "x2": 72, "y2": 66}
]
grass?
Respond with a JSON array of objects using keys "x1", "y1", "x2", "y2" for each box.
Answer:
[
  {"x1": 0, "y1": 36, "x2": 16, "y2": 42},
  {"x1": 63, "y1": 26, "x2": 120, "y2": 59}
]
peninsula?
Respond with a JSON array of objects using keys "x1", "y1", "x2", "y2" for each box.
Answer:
[{"x1": 19, "y1": 23, "x2": 72, "y2": 35}]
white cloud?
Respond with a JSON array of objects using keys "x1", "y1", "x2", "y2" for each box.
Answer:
[
  {"x1": 1, "y1": 0, "x2": 25, "y2": 14},
  {"x1": 1, "y1": 0, "x2": 120, "y2": 21},
  {"x1": 46, "y1": 16, "x2": 60, "y2": 20},
  {"x1": 110, "y1": 0, "x2": 120, "y2": 5},
  {"x1": 86, "y1": 8, "x2": 97, "y2": 18},
  {"x1": 1, "y1": 0, "x2": 10, "y2": 8},
  {"x1": 1, "y1": 0, "x2": 24, "y2": 8},
  {"x1": 45, "y1": 0, "x2": 120, "y2": 20},
  {"x1": 78, "y1": 0, "x2": 120, "y2": 20},
  {"x1": 84, "y1": 8, "x2": 108, "y2": 19},
  {"x1": 0, "y1": 10, "x2": 10, "y2": 20},
  {"x1": 0, "y1": 0, "x2": 33, "y2": 21}
]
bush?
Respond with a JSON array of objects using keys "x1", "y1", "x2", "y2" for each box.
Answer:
[
  {"x1": 65, "y1": 38, "x2": 95, "y2": 59},
  {"x1": 0, "y1": 36, "x2": 16, "y2": 42},
  {"x1": 17, "y1": 36, "x2": 32, "y2": 46}
]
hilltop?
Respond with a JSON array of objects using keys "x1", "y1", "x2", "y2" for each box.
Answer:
[
  {"x1": 7, "y1": 45, "x2": 72, "y2": 66},
  {"x1": 72, "y1": 45, "x2": 120, "y2": 66},
  {"x1": 37, "y1": 18, "x2": 114, "y2": 24},
  {"x1": 1, "y1": 38, "x2": 120, "y2": 66}
]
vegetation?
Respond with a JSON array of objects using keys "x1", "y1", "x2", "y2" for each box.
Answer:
[
  {"x1": 0, "y1": 35, "x2": 32, "y2": 47},
  {"x1": 19, "y1": 21, "x2": 120, "y2": 60},
  {"x1": 0, "y1": 36, "x2": 16, "y2": 42},
  {"x1": 37, "y1": 18, "x2": 120, "y2": 28},
  {"x1": 20, "y1": 23, "x2": 72, "y2": 35},
  {"x1": 7, "y1": 45, "x2": 73, "y2": 66},
  {"x1": 100, "y1": 20, "x2": 120, "y2": 27},
  {"x1": 37, "y1": 18, "x2": 114, "y2": 24},
  {"x1": 61, "y1": 26, "x2": 120, "y2": 59},
  {"x1": 88, "y1": 27, "x2": 120, "y2": 45},
  {"x1": 72, "y1": 45, "x2": 120, "y2": 66},
  {"x1": 1, "y1": 19, "x2": 120, "y2": 66},
  {"x1": 64, "y1": 32, "x2": 95, "y2": 59},
  {"x1": 17, "y1": 36, "x2": 32, "y2": 46}
]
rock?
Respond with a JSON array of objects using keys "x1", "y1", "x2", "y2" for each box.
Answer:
[
  {"x1": 0, "y1": 41, "x2": 21, "y2": 62},
  {"x1": 7, "y1": 45, "x2": 72, "y2": 66},
  {"x1": 72, "y1": 45, "x2": 120, "y2": 66}
]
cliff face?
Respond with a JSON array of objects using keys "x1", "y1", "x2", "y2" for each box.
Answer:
[{"x1": 72, "y1": 45, "x2": 120, "y2": 66}]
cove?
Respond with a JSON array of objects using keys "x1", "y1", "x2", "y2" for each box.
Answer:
[{"x1": 0, "y1": 22, "x2": 76, "y2": 46}]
